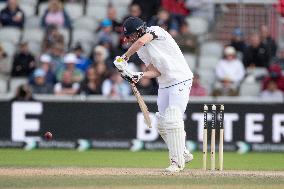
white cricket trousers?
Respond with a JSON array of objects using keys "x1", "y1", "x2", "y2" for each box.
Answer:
[{"x1": 157, "y1": 79, "x2": 192, "y2": 116}]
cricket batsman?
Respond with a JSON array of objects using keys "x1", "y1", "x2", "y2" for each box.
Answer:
[{"x1": 113, "y1": 17, "x2": 194, "y2": 172}]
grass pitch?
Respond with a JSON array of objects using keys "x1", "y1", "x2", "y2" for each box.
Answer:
[{"x1": 0, "y1": 149, "x2": 284, "y2": 189}]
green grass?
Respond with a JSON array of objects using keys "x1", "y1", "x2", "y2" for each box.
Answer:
[
  {"x1": 0, "y1": 149, "x2": 284, "y2": 170},
  {"x1": 0, "y1": 149, "x2": 284, "y2": 189}
]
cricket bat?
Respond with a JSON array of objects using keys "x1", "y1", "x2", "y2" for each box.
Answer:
[{"x1": 130, "y1": 82, "x2": 152, "y2": 128}]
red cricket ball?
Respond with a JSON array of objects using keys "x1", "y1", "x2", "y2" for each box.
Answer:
[{"x1": 44, "y1": 131, "x2": 53, "y2": 140}]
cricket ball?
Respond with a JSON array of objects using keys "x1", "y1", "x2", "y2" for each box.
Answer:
[{"x1": 44, "y1": 131, "x2": 53, "y2": 140}]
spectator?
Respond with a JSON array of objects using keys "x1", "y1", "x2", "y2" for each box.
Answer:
[
  {"x1": 94, "y1": 62, "x2": 109, "y2": 86},
  {"x1": 260, "y1": 25, "x2": 277, "y2": 59},
  {"x1": 131, "y1": 0, "x2": 160, "y2": 22},
  {"x1": 56, "y1": 53, "x2": 84, "y2": 82},
  {"x1": 72, "y1": 43, "x2": 91, "y2": 72},
  {"x1": 39, "y1": 54, "x2": 56, "y2": 85},
  {"x1": 97, "y1": 19, "x2": 116, "y2": 49},
  {"x1": 271, "y1": 48, "x2": 284, "y2": 70},
  {"x1": 243, "y1": 33, "x2": 270, "y2": 68},
  {"x1": 174, "y1": 21, "x2": 197, "y2": 53},
  {"x1": 229, "y1": 28, "x2": 247, "y2": 57},
  {"x1": 260, "y1": 80, "x2": 283, "y2": 100},
  {"x1": 30, "y1": 68, "x2": 53, "y2": 94},
  {"x1": 11, "y1": 42, "x2": 36, "y2": 77},
  {"x1": 185, "y1": 0, "x2": 215, "y2": 24},
  {"x1": 90, "y1": 45, "x2": 112, "y2": 69},
  {"x1": 54, "y1": 70, "x2": 80, "y2": 95},
  {"x1": 41, "y1": 0, "x2": 72, "y2": 29},
  {"x1": 148, "y1": 8, "x2": 179, "y2": 37},
  {"x1": 0, "y1": 0, "x2": 25, "y2": 28},
  {"x1": 10, "y1": 84, "x2": 34, "y2": 102},
  {"x1": 42, "y1": 24, "x2": 65, "y2": 52},
  {"x1": 213, "y1": 46, "x2": 245, "y2": 96},
  {"x1": 190, "y1": 74, "x2": 207, "y2": 96},
  {"x1": 80, "y1": 66, "x2": 101, "y2": 95},
  {"x1": 137, "y1": 77, "x2": 157, "y2": 95},
  {"x1": 262, "y1": 64, "x2": 284, "y2": 92},
  {"x1": 102, "y1": 71, "x2": 130, "y2": 98},
  {"x1": 0, "y1": 43, "x2": 10, "y2": 75},
  {"x1": 106, "y1": 5, "x2": 122, "y2": 33},
  {"x1": 276, "y1": 0, "x2": 284, "y2": 17},
  {"x1": 50, "y1": 42, "x2": 64, "y2": 72},
  {"x1": 161, "y1": 0, "x2": 190, "y2": 26},
  {"x1": 124, "y1": 3, "x2": 142, "y2": 20}
]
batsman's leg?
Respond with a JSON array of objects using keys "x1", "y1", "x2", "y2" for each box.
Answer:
[
  {"x1": 157, "y1": 112, "x2": 193, "y2": 164},
  {"x1": 168, "y1": 80, "x2": 194, "y2": 165},
  {"x1": 164, "y1": 106, "x2": 185, "y2": 172}
]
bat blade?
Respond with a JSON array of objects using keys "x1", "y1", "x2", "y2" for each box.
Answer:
[{"x1": 131, "y1": 82, "x2": 152, "y2": 128}]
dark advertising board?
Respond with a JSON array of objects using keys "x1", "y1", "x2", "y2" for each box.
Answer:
[{"x1": 0, "y1": 101, "x2": 283, "y2": 152}]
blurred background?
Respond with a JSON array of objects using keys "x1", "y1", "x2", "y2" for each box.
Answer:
[{"x1": 0, "y1": 0, "x2": 283, "y2": 153}]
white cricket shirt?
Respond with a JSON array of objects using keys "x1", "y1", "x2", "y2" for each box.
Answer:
[{"x1": 137, "y1": 26, "x2": 193, "y2": 88}]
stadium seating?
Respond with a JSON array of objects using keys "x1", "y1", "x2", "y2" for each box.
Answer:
[
  {"x1": 20, "y1": 4, "x2": 35, "y2": 17},
  {"x1": 116, "y1": 6, "x2": 128, "y2": 21},
  {"x1": 65, "y1": 3, "x2": 83, "y2": 20},
  {"x1": 25, "y1": 16, "x2": 41, "y2": 29},
  {"x1": 0, "y1": 27, "x2": 21, "y2": 44},
  {"x1": 186, "y1": 17, "x2": 209, "y2": 36},
  {"x1": 59, "y1": 28, "x2": 71, "y2": 45},
  {"x1": 200, "y1": 41, "x2": 224, "y2": 58},
  {"x1": 73, "y1": 16, "x2": 98, "y2": 32},
  {"x1": 88, "y1": 0, "x2": 109, "y2": 6},
  {"x1": 86, "y1": 5, "x2": 107, "y2": 21},
  {"x1": 239, "y1": 81, "x2": 261, "y2": 96},
  {"x1": 1, "y1": 41, "x2": 16, "y2": 57},
  {"x1": 183, "y1": 53, "x2": 197, "y2": 72},
  {"x1": 18, "y1": 0, "x2": 37, "y2": 6},
  {"x1": 0, "y1": 2, "x2": 6, "y2": 11},
  {"x1": 246, "y1": 67, "x2": 268, "y2": 79},
  {"x1": 0, "y1": 77, "x2": 7, "y2": 93},
  {"x1": 198, "y1": 56, "x2": 220, "y2": 70},
  {"x1": 9, "y1": 78, "x2": 28, "y2": 94},
  {"x1": 111, "y1": 0, "x2": 131, "y2": 20},
  {"x1": 22, "y1": 28, "x2": 44, "y2": 43},
  {"x1": 38, "y1": 2, "x2": 48, "y2": 16},
  {"x1": 72, "y1": 29, "x2": 95, "y2": 44},
  {"x1": 0, "y1": 56, "x2": 12, "y2": 75},
  {"x1": 112, "y1": 0, "x2": 132, "y2": 6},
  {"x1": 72, "y1": 29, "x2": 95, "y2": 55},
  {"x1": 28, "y1": 41, "x2": 42, "y2": 57},
  {"x1": 197, "y1": 69, "x2": 216, "y2": 94}
]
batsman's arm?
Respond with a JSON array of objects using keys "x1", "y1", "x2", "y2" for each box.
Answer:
[
  {"x1": 123, "y1": 33, "x2": 153, "y2": 60},
  {"x1": 143, "y1": 64, "x2": 161, "y2": 78}
]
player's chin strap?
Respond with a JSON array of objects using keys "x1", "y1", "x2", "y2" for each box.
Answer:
[{"x1": 163, "y1": 106, "x2": 185, "y2": 169}]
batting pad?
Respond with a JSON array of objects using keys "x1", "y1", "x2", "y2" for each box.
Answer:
[
  {"x1": 156, "y1": 112, "x2": 168, "y2": 145},
  {"x1": 164, "y1": 107, "x2": 185, "y2": 168}
]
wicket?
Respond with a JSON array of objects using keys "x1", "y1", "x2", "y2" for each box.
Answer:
[{"x1": 203, "y1": 104, "x2": 224, "y2": 171}]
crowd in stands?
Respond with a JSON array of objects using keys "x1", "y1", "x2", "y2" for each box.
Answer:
[
  {"x1": 211, "y1": 24, "x2": 284, "y2": 100},
  {"x1": 0, "y1": 0, "x2": 283, "y2": 100}
]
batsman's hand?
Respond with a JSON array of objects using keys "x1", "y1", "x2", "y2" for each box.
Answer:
[
  {"x1": 121, "y1": 69, "x2": 144, "y2": 83},
  {"x1": 131, "y1": 72, "x2": 144, "y2": 83},
  {"x1": 113, "y1": 56, "x2": 128, "y2": 72}
]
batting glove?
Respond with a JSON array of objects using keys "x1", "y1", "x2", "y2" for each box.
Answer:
[
  {"x1": 121, "y1": 69, "x2": 144, "y2": 83},
  {"x1": 113, "y1": 56, "x2": 128, "y2": 72}
]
